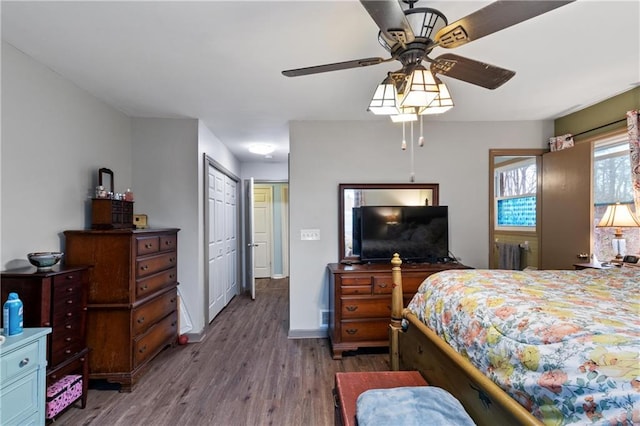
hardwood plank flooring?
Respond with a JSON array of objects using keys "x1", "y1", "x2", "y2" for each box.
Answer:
[{"x1": 56, "y1": 278, "x2": 389, "y2": 425}]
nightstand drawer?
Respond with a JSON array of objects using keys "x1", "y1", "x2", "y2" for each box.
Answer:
[
  {"x1": 1, "y1": 340, "x2": 40, "y2": 383},
  {"x1": 341, "y1": 285, "x2": 371, "y2": 295},
  {"x1": 0, "y1": 369, "x2": 39, "y2": 424},
  {"x1": 136, "y1": 268, "x2": 177, "y2": 299}
]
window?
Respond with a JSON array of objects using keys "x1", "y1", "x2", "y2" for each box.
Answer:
[
  {"x1": 593, "y1": 133, "x2": 639, "y2": 259},
  {"x1": 494, "y1": 157, "x2": 537, "y2": 231}
]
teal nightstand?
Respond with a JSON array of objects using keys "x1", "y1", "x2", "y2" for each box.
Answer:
[{"x1": 0, "y1": 328, "x2": 51, "y2": 425}]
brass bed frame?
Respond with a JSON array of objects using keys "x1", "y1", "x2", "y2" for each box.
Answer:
[{"x1": 388, "y1": 253, "x2": 542, "y2": 425}]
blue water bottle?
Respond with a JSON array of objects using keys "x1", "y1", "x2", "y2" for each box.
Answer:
[{"x1": 3, "y1": 292, "x2": 24, "y2": 336}]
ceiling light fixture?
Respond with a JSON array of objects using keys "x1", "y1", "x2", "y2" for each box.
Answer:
[{"x1": 248, "y1": 143, "x2": 275, "y2": 156}]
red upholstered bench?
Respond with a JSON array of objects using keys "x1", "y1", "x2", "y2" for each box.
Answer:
[{"x1": 334, "y1": 371, "x2": 428, "y2": 426}]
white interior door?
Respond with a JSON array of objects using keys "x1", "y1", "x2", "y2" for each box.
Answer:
[
  {"x1": 208, "y1": 165, "x2": 226, "y2": 320},
  {"x1": 253, "y1": 185, "x2": 273, "y2": 278},
  {"x1": 245, "y1": 178, "x2": 256, "y2": 300},
  {"x1": 224, "y1": 177, "x2": 238, "y2": 304}
]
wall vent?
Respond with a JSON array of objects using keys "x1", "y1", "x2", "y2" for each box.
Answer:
[{"x1": 320, "y1": 310, "x2": 329, "y2": 328}]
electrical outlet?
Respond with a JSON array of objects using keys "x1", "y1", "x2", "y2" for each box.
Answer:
[{"x1": 300, "y1": 229, "x2": 320, "y2": 240}]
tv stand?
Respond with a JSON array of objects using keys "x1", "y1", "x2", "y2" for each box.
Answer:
[{"x1": 327, "y1": 261, "x2": 471, "y2": 359}]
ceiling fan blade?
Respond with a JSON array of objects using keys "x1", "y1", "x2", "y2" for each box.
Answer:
[
  {"x1": 430, "y1": 53, "x2": 515, "y2": 90},
  {"x1": 282, "y1": 57, "x2": 390, "y2": 77},
  {"x1": 434, "y1": 1, "x2": 575, "y2": 49},
  {"x1": 360, "y1": 0, "x2": 415, "y2": 47}
]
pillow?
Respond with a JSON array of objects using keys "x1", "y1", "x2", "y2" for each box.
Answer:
[{"x1": 356, "y1": 386, "x2": 476, "y2": 426}]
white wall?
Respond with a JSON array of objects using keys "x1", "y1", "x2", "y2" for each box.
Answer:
[
  {"x1": 288, "y1": 119, "x2": 553, "y2": 336},
  {"x1": 1, "y1": 42, "x2": 132, "y2": 268}
]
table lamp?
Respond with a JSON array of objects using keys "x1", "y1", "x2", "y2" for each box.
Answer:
[{"x1": 596, "y1": 202, "x2": 640, "y2": 259}]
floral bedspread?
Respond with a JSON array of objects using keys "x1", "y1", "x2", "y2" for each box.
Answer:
[{"x1": 406, "y1": 268, "x2": 640, "y2": 425}]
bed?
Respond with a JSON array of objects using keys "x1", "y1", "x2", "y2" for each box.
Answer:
[{"x1": 388, "y1": 254, "x2": 640, "y2": 426}]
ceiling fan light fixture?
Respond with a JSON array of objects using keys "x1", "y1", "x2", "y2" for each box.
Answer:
[
  {"x1": 419, "y1": 77, "x2": 454, "y2": 115},
  {"x1": 400, "y1": 66, "x2": 439, "y2": 108},
  {"x1": 368, "y1": 76, "x2": 400, "y2": 115},
  {"x1": 404, "y1": 7, "x2": 447, "y2": 40}
]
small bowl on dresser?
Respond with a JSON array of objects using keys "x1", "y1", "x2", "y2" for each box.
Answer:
[{"x1": 27, "y1": 252, "x2": 64, "y2": 271}]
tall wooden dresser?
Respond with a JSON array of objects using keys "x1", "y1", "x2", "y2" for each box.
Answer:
[
  {"x1": 1, "y1": 265, "x2": 90, "y2": 412},
  {"x1": 63, "y1": 228, "x2": 179, "y2": 392},
  {"x1": 327, "y1": 262, "x2": 471, "y2": 359}
]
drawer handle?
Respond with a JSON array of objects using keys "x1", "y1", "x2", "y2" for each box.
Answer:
[
  {"x1": 169, "y1": 274, "x2": 176, "y2": 279},
  {"x1": 169, "y1": 257, "x2": 176, "y2": 263},
  {"x1": 164, "y1": 240, "x2": 171, "y2": 246},
  {"x1": 137, "y1": 316, "x2": 145, "y2": 324},
  {"x1": 66, "y1": 312, "x2": 73, "y2": 317},
  {"x1": 345, "y1": 329, "x2": 358, "y2": 335},
  {"x1": 170, "y1": 298, "x2": 176, "y2": 303},
  {"x1": 65, "y1": 337, "x2": 72, "y2": 342},
  {"x1": 145, "y1": 243, "x2": 153, "y2": 249},
  {"x1": 66, "y1": 287, "x2": 74, "y2": 292},
  {"x1": 65, "y1": 349, "x2": 71, "y2": 354},
  {"x1": 345, "y1": 306, "x2": 358, "y2": 312},
  {"x1": 171, "y1": 321, "x2": 177, "y2": 327},
  {"x1": 44, "y1": 322, "x2": 51, "y2": 327},
  {"x1": 19, "y1": 358, "x2": 30, "y2": 367},
  {"x1": 65, "y1": 324, "x2": 72, "y2": 329},
  {"x1": 65, "y1": 275, "x2": 75, "y2": 280},
  {"x1": 377, "y1": 283, "x2": 388, "y2": 288},
  {"x1": 140, "y1": 285, "x2": 148, "y2": 291},
  {"x1": 141, "y1": 265, "x2": 149, "y2": 271},
  {"x1": 66, "y1": 299, "x2": 74, "y2": 304},
  {"x1": 139, "y1": 345, "x2": 147, "y2": 354},
  {"x1": 51, "y1": 374, "x2": 58, "y2": 380}
]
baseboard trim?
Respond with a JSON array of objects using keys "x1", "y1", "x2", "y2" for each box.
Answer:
[
  {"x1": 288, "y1": 329, "x2": 328, "y2": 339},
  {"x1": 185, "y1": 330, "x2": 206, "y2": 343}
]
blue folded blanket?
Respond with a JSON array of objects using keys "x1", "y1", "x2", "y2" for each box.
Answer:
[{"x1": 356, "y1": 386, "x2": 476, "y2": 426}]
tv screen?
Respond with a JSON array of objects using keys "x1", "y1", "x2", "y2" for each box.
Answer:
[{"x1": 358, "y1": 205, "x2": 448, "y2": 263}]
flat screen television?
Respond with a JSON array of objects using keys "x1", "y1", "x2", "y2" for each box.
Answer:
[{"x1": 356, "y1": 205, "x2": 449, "y2": 263}]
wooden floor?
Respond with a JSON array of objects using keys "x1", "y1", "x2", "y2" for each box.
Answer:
[{"x1": 56, "y1": 278, "x2": 389, "y2": 425}]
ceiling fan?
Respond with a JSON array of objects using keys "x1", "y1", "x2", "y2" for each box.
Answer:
[{"x1": 282, "y1": 0, "x2": 575, "y2": 92}]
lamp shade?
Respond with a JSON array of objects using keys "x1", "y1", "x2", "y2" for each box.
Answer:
[
  {"x1": 419, "y1": 76, "x2": 453, "y2": 115},
  {"x1": 368, "y1": 76, "x2": 400, "y2": 115},
  {"x1": 596, "y1": 202, "x2": 640, "y2": 233},
  {"x1": 400, "y1": 66, "x2": 439, "y2": 108}
]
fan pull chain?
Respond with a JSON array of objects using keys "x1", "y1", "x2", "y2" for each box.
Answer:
[
  {"x1": 418, "y1": 115, "x2": 425, "y2": 147},
  {"x1": 410, "y1": 121, "x2": 415, "y2": 182},
  {"x1": 401, "y1": 121, "x2": 407, "y2": 150}
]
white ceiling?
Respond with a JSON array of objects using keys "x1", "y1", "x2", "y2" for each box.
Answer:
[{"x1": 2, "y1": 1, "x2": 639, "y2": 163}]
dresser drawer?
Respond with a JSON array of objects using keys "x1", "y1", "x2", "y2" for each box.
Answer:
[
  {"x1": 1, "y1": 340, "x2": 41, "y2": 384},
  {"x1": 136, "y1": 268, "x2": 177, "y2": 300},
  {"x1": 132, "y1": 289, "x2": 177, "y2": 336},
  {"x1": 340, "y1": 319, "x2": 388, "y2": 342},
  {"x1": 50, "y1": 328, "x2": 84, "y2": 366},
  {"x1": 341, "y1": 297, "x2": 391, "y2": 319},
  {"x1": 159, "y1": 234, "x2": 177, "y2": 252},
  {"x1": 341, "y1": 285, "x2": 371, "y2": 295},
  {"x1": 133, "y1": 311, "x2": 178, "y2": 369},
  {"x1": 52, "y1": 271, "x2": 83, "y2": 287},
  {"x1": 339, "y1": 275, "x2": 372, "y2": 286},
  {"x1": 136, "y1": 236, "x2": 160, "y2": 256},
  {"x1": 136, "y1": 252, "x2": 177, "y2": 278}
]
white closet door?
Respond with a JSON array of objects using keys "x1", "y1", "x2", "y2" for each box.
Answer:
[
  {"x1": 208, "y1": 165, "x2": 226, "y2": 321},
  {"x1": 224, "y1": 176, "x2": 238, "y2": 304}
]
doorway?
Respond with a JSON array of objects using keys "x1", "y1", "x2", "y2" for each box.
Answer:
[{"x1": 252, "y1": 182, "x2": 289, "y2": 280}]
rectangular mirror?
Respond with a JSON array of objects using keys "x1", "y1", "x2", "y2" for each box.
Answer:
[{"x1": 339, "y1": 183, "x2": 439, "y2": 262}]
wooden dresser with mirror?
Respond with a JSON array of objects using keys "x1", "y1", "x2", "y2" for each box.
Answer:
[{"x1": 329, "y1": 183, "x2": 470, "y2": 359}]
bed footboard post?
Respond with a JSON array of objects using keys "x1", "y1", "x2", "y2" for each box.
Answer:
[{"x1": 389, "y1": 253, "x2": 403, "y2": 371}]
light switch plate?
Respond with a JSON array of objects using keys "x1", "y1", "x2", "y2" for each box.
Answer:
[{"x1": 300, "y1": 229, "x2": 320, "y2": 240}]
